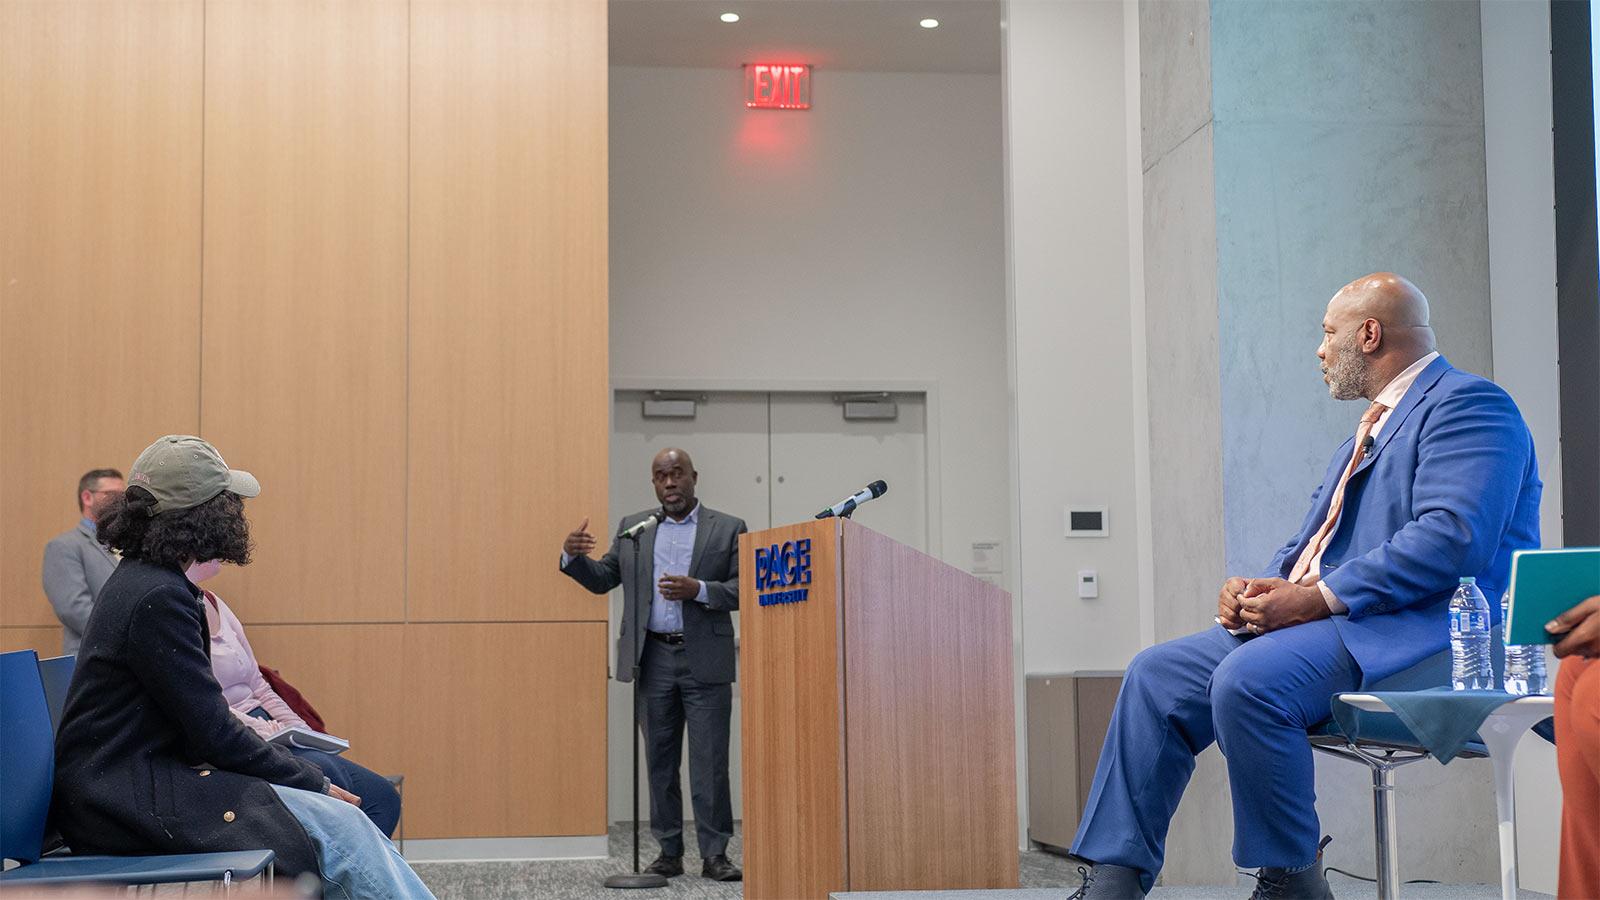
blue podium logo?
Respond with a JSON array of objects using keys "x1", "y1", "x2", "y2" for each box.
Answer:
[{"x1": 755, "y1": 539, "x2": 812, "y2": 607}]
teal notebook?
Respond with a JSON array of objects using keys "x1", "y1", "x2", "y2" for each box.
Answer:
[{"x1": 1506, "y1": 548, "x2": 1600, "y2": 645}]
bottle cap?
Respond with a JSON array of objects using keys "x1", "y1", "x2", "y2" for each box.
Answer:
[{"x1": 1460, "y1": 576, "x2": 1476, "y2": 585}]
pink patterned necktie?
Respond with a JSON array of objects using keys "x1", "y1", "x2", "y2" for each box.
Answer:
[{"x1": 1288, "y1": 401, "x2": 1388, "y2": 584}]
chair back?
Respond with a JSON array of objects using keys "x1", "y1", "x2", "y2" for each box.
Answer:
[
  {"x1": 37, "y1": 655, "x2": 76, "y2": 736},
  {"x1": 0, "y1": 650, "x2": 55, "y2": 864}
]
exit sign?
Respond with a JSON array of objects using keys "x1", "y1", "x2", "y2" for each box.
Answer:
[{"x1": 744, "y1": 63, "x2": 812, "y2": 110}]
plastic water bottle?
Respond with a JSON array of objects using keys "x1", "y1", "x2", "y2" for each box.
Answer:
[
  {"x1": 1502, "y1": 590, "x2": 1549, "y2": 695},
  {"x1": 1449, "y1": 577, "x2": 1493, "y2": 691}
]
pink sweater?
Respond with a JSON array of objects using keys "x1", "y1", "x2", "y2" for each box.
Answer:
[{"x1": 202, "y1": 590, "x2": 307, "y2": 738}]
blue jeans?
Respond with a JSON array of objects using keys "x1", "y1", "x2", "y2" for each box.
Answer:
[
  {"x1": 271, "y1": 785, "x2": 434, "y2": 899},
  {"x1": 1070, "y1": 621, "x2": 1361, "y2": 893},
  {"x1": 291, "y1": 748, "x2": 401, "y2": 837}
]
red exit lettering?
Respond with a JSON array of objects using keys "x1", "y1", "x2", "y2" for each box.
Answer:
[{"x1": 744, "y1": 63, "x2": 812, "y2": 110}]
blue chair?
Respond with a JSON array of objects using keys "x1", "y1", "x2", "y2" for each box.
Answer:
[
  {"x1": 37, "y1": 653, "x2": 75, "y2": 734},
  {"x1": 0, "y1": 649, "x2": 276, "y2": 889}
]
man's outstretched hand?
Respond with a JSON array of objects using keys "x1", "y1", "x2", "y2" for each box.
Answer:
[{"x1": 564, "y1": 517, "x2": 598, "y2": 558}]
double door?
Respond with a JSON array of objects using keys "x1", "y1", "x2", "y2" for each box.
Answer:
[{"x1": 603, "y1": 389, "x2": 927, "y2": 823}]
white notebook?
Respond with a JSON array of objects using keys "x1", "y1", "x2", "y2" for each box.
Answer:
[{"x1": 267, "y1": 726, "x2": 350, "y2": 755}]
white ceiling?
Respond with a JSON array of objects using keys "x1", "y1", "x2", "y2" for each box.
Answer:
[{"x1": 609, "y1": 0, "x2": 1003, "y2": 75}]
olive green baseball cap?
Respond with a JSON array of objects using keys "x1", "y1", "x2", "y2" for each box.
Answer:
[{"x1": 126, "y1": 435, "x2": 260, "y2": 515}]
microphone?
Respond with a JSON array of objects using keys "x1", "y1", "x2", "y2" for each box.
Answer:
[
  {"x1": 621, "y1": 511, "x2": 661, "y2": 541},
  {"x1": 1361, "y1": 435, "x2": 1375, "y2": 453},
  {"x1": 815, "y1": 480, "x2": 888, "y2": 519}
]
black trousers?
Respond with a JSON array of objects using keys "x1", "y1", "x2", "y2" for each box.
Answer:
[{"x1": 637, "y1": 637, "x2": 734, "y2": 858}]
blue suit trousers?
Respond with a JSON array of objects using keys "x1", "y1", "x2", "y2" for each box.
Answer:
[{"x1": 1070, "y1": 621, "x2": 1360, "y2": 892}]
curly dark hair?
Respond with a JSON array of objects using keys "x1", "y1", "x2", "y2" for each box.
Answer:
[{"x1": 96, "y1": 487, "x2": 253, "y2": 569}]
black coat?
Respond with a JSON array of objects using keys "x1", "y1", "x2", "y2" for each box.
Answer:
[
  {"x1": 561, "y1": 505, "x2": 745, "y2": 684},
  {"x1": 51, "y1": 558, "x2": 326, "y2": 878}
]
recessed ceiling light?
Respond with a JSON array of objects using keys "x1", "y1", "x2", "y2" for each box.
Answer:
[
  {"x1": 720, "y1": 12, "x2": 740, "y2": 23},
  {"x1": 920, "y1": 18, "x2": 940, "y2": 28}
]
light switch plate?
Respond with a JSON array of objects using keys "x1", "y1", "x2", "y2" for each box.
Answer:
[{"x1": 1077, "y1": 569, "x2": 1099, "y2": 599}]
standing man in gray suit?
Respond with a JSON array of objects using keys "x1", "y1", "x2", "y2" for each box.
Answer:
[
  {"x1": 43, "y1": 468, "x2": 126, "y2": 653},
  {"x1": 560, "y1": 447, "x2": 746, "y2": 882}
]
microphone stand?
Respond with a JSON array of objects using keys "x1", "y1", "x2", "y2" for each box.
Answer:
[
  {"x1": 604, "y1": 663, "x2": 666, "y2": 889},
  {"x1": 605, "y1": 526, "x2": 667, "y2": 890}
]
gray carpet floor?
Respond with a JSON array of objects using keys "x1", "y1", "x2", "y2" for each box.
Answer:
[
  {"x1": 409, "y1": 824, "x2": 1553, "y2": 900},
  {"x1": 411, "y1": 822, "x2": 745, "y2": 900},
  {"x1": 836, "y1": 877, "x2": 1553, "y2": 900}
]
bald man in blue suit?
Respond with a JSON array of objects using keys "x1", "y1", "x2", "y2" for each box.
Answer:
[{"x1": 1069, "y1": 274, "x2": 1542, "y2": 900}]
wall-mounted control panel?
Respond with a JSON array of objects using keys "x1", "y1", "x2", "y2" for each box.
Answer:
[{"x1": 1065, "y1": 506, "x2": 1108, "y2": 537}]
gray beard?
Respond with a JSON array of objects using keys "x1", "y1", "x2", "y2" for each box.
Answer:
[{"x1": 1324, "y1": 334, "x2": 1369, "y2": 400}]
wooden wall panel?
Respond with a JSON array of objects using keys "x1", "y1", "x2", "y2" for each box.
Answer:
[
  {"x1": 3, "y1": 0, "x2": 612, "y2": 844},
  {"x1": 239, "y1": 623, "x2": 407, "y2": 779},
  {"x1": 0, "y1": 0, "x2": 202, "y2": 628},
  {"x1": 408, "y1": 0, "x2": 609, "y2": 622},
  {"x1": 401, "y1": 623, "x2": 608, "y2": 838},
  {"x1": 0, "y1": 627, "x2": 69, "y2": 657},
  {"x1": 199, "y1": 0, "x2": 408, "y2": 623}
]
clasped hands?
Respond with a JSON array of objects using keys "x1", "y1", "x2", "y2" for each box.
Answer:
[
  {"x1": 563, "y1": 517, "x2": 702, "y2": 601},
  {"x1": 1216, "y1": 576, "x2": 1330, "y2": 636}
]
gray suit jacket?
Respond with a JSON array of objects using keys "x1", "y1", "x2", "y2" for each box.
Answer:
[
  {"x1": 561, "y1": 505, "x2": 746, "y2": 684},
  {"x1": 43, "y1": 521, "x2": 118, "y2": 654}
]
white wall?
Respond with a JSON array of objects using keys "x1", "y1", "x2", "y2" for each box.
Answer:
[
  {"x1": 608, "y1": 64, "x2": 1009, "y2": 820},
  {"x1": 1005, "y1": 0, "x2": 1143, "y2": 677},
  {"x1": 1481, "y1": 1, "x2": 1566, "y2": 892},
  {"x1": 1004, "y1": 0, "x2": 1145, "y2": 850}
]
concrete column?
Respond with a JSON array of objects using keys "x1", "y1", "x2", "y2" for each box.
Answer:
[
  {"x1": 1139, "y1": 0, "x2": 1501, "y2": 886},
  {"x1": 1212, "y1": 0, "x2": 1494, "y2": 578}
]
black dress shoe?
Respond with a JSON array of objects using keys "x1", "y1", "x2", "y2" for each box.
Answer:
[
  {"x1": 701, "y1": 854, "x2": 743, "y2": 881},
  {"x1": 1247, "y1": 836, "x2": 1334, "y2": 900},
  {"x1": 1067, "y1": 863, "x2": 1146, "y2": 899},
  {"x1": 643, "y1": 854, "x2": 683, "y2": 878}
]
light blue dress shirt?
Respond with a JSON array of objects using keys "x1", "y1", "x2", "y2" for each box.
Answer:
[{"x1": 649, "y1": 503, "x2": 710, "y2": 634}]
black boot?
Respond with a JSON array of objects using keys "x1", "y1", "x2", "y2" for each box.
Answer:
[
  {"x1": 1246, "y1": 836, "x2": 1335, "y2": 900},
  {"x1": 1067, "y1": 863, "x2": 1147, "y2": 900}
]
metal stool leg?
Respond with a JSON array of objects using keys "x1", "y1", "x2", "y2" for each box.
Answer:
[
  {"x1": 1312, "y1": 742, "x2": 1431, "y2": 900},
  {"x1": 1372, "y1": 761, "x2": 1400, "y2": 900}
]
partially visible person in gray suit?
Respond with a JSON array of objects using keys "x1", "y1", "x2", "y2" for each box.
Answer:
[
  {"x1": 560, "y1": 447, "x2": 746, "y2": 883},
  {"x1": 43, "y1": 467, "x2": 126, "y2": 654}
]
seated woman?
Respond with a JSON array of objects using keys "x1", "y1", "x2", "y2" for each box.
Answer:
[
  {"x1": 1550, "y1": 595, "x2": 1600, "y2": 900},
  {"x1": 51, "y1": 435, "x2": 433, "y2": 899},
  {"x1": 187, "y1": 558, "x2": 401, "y2": 837}
]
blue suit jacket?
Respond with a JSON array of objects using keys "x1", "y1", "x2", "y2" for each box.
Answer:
[{"x1": 1260, "y1": 356, "x2": 1541, "y2": 684}]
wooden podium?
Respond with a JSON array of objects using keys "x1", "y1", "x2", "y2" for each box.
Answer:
[{"x1": 739, "y1": 518, "x2": 1018, "y2": 899}]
